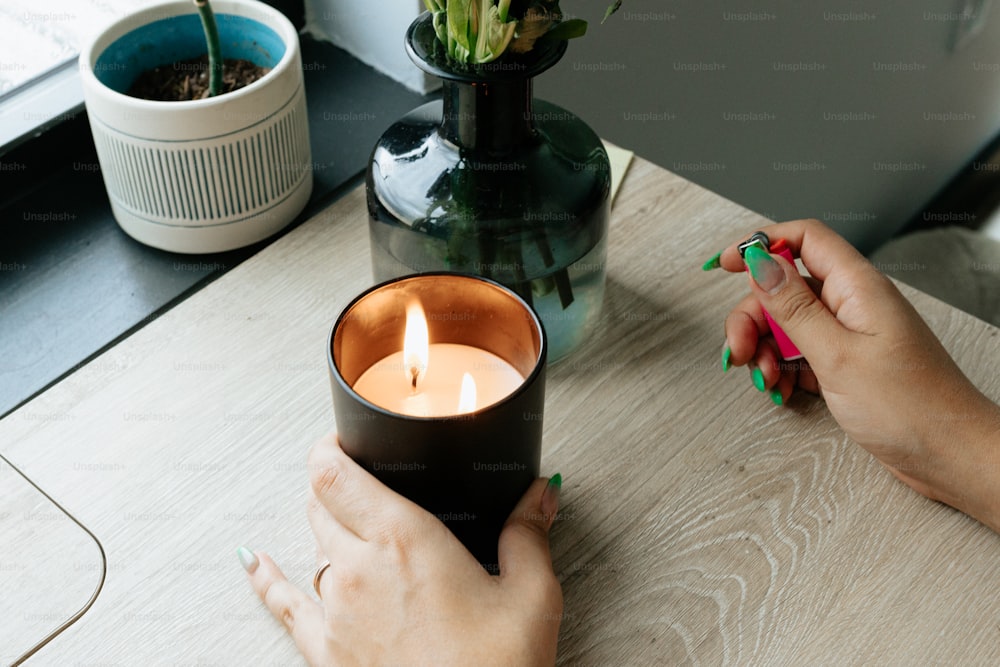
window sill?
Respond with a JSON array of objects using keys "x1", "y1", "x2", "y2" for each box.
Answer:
[{"x1": 0, "y1": 34, "x2": 429, "y2": 418}]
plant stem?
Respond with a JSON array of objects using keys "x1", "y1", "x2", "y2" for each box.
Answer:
[
  {"x1": 534, "y1": 232, "x2": 574, "y2": 309},
  {"x1": 194, "y1": 0, "x2": 223, "y2": 97}
]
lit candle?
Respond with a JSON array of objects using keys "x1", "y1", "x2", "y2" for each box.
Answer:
[
  {"x1": 327, "y1": 273, "x2": 547, "y2": 571},
  {"x1": 352, "y1": 301, "x2": 525, "y2": 417}
]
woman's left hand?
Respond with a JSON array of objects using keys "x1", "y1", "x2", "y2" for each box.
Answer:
[{"x1": 239, "y1": 432, "x2": 563, "y2": 666}]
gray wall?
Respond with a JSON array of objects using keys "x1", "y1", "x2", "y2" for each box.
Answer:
[{"x1": 534, "y1": 0, "x2": 1000, "y2": 252}]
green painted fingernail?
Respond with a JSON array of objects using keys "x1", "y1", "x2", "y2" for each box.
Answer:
[
  {"x1": 751, "y1": 367, "x2": 766, "y2": 392},
  {"x1": 722, "y1": 345, "x2": 732, "y2": 372},
  {"x1": 542, "y1": 473, "x2": 562, "y2": 522},
  {"x1": 701, "y1": 250, "x2": 723, "y2": 271},
  {"x1": 743, "y1": 245, "x2": 785, "y2": 293},
  {"x1": 237, "y1": 546, "x2": 259, "y2": 574},
  {"x1": 769, "y1": 389, "x2": 783, "y2": 406}
]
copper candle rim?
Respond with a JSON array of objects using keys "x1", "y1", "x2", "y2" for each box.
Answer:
[{"x1": 327, "y1": 272, "x2": 547, "y2": 420}]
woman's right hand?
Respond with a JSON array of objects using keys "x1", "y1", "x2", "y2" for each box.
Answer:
[{"x1": 713, "y1": 219, "x2": 1000, "y2": 531}]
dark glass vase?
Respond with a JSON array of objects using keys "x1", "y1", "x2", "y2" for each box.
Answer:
[{"x1": 366, "y1": 13, "x2": 611, "y2": 362}]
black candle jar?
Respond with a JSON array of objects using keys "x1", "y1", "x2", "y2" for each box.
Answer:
[{"x1": 327, "y1": 273, "x2": 546, "y2": 571}]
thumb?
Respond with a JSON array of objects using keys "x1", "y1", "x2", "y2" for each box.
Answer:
[
  {"x1": 497, "y1": 474, "x2": 561, "y2": 585},
  {"x1": 743, "y1": 245, "x2": 845, "y2": 363}
]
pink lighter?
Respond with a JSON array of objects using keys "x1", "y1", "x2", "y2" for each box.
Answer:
[{"x1": 738, "y1": 232, "x2": 803, "y2": 361}]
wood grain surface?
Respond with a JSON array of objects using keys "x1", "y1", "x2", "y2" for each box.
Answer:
[{"x1": 1, "y1": 158, "x2": 998, "y2": 665}]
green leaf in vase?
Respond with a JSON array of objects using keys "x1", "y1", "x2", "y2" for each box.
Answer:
[
  {"x1": 447, "y1": 0, "x2": 473, "y2": 61},
  {"x1": 475, "y1": 0, "x2": 517, "y2": 62},
  {"x1": 540, "y1": 17, "x2": 587, "y2": 43}
]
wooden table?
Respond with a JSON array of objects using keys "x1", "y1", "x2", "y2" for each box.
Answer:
[{"x1": 3, "y1": 158, "x2": 999, "y2": 665}]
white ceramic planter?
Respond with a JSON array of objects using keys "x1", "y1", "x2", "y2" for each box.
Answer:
[{"x1": 79, "y1": 0, "x2": 313, "y2": 254}]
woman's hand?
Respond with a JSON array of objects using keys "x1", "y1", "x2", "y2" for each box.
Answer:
[
  {"x1": 711, "y1": 219, "x2": 1000, "y2": 530},
  {"x1": 239, "y1": 433, "x2": 563, "y2": 666}
]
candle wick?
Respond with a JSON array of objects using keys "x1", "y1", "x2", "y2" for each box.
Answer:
[{"x1": 410, "y1": 366, "x2": 419, "y2": 390}]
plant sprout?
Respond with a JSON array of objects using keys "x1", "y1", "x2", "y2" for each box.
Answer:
[{"x1": 194, "y1": 0, "x2": 223, "y2": 96}]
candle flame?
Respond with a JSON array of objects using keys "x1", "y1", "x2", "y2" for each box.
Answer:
[
  {"x1": 403, "y1": 301, "x2": 429, "y2": 390},
  {"x1": 457, "y1": 373, "x2": 477, "y2": 414}
]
